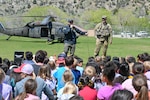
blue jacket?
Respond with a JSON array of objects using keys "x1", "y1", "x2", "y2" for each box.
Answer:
[
  {"x1": 15, "y1": 76, "x2": 54, "y2": 100},
  {"x1": 63, "y1": 25, "x2": 86, "y2": 44}
]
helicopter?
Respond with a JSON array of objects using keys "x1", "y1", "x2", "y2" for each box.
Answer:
[{"x1": 0, "y1": 15, "x2": 87, "y2": 43}]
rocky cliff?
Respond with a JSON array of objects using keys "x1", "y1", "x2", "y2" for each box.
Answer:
[{"x1": 0, "y1": 0, "x2": 150, "y2": 17}]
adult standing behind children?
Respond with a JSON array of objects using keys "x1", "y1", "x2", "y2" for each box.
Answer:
[
  {"x1": 15, "y1": 79, "x2": 40, "y2": 100},
  {"x1": 14, "y1": 64, "x2": 54, "y2": 100},
  {"x1": 94, "y1": 15, "x2": 112, "y2": 57}
]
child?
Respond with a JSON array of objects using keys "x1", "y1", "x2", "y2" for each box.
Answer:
[
  {"x1": 83, "y1": 65, "x2": 105, "y2": 90},
  {"x1": 59, "y1": 81, "x2": 78, "y2": 100},
  {"x1": 38, "y1": 65, "x2": 56, "y2": 100},
  {"x1": 48, "y1": 60, "x2": 57, "y2": 77},
  {"x1": 78, "y1": 75, "x2": 97, "y2": 100},
  {"x1": 113, "y1": 63, "x2": 130, "y2": 84},
  {"x1": 57, "y1": 70, "x2": 74, "y2": 99},
  {"x1": 121, "y1": 62, "x2": 148, "y2": 96},
  {"x1": 144, "y1": 61, "x2": 150, "y2": 80},
  {"x1": 15, "y1": 79, "x2": 40, "y2": 100},
  {"x1": 111, "y1": 89, "x2": 133, "y2": 100},
  {"x1": 69, "y1": 95, "x2": 84, "y2": 100},
  {"x1": 83, "y1": 66, "x2": 96, "y2": 79},
  {"x1": 97, "y1": 61, "x2": 123, "y2": 100},
  {"x1": 74, "y1": 56, "x2": 84, "y2": 75},
  {"x1": 0, "y1": 68, "x2": 12, "y2": 100},
  {"x1": 71, "y1": 58, "x2": 81, "y2": 84},
  {"x1": 132, "y1": 74, "x2": 150, "y2": 100}
]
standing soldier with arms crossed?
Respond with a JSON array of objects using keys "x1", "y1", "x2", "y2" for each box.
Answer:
[{"x1": 94, "y1": 15, "x2": 113, "y2": 58}]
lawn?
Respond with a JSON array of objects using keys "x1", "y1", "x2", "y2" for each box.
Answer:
[{"x1": 0, "y1": 35, "x2": 149, "y2": 65}]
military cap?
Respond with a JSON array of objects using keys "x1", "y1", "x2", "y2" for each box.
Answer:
[
  {"x1": 102, "y1": 15, "x2": 107, "y2": 19},
  {"x1": 68, "y1": 19, "x2": 74, "y2": 24}
]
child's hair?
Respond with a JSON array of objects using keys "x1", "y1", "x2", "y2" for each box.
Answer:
[
  {"x1": 63, "y1": 70, "x2": 73, "y2": 83},
  {"x1": 126, "y1": 56, "x2": 136, "y2": 63},
  {"x1": 103, "y1": 61, "x2": 116, "y2": 82},
  {"x1": 62, "y1": 81, "x2": 77, "y2": 95},
  {"x1": 95, "y1": 56, "x2": 102, "y2": 62},
  {"x1": 137, "y1": 52, "x2": 150, "y2": 62},
  {"x1": 113, "y1": 63, "x2": 129, "y2": 84},
  {"x1": 0, "y1": 68, "x2": 5, "y2": 83},
  {"x1": 25, "y1": 79, "x2": 37, "y2": 94},
  {"x1": 69, "y1": 95, "x2": 84, "y2": 100},
  {"x1": 38, "y1": 65, "x2": 51, "y2": 80},
  {"x1": 119, "y1": 57, "x2": 126, "y2": 64},
  {"x1": 43, "y1": 57, "x2": 50, "y2": 64},
  {"x1": 132, "y1": 74, "x2": 148, "y2": 100},
  {"x1": 3, "y1": 58, "x2": 10, "y2": 67},
  {"x1": 119, "y1": 63, "x2": 130, "y2": 77},
  {"x1": 83, "y1": 66, "x2": 96, "y2": 78},
  {"x1": 143, "y1": 61, "x2": 150, "y2": 71},
  {"x1": 72, "y1": 58, "x2": 78, "y2": 69},
  {"x1": 111, "y1": 89, "x2": 133, "y2": 100},
  {"x1": 78, "y1": 75, "x2": 94, "y2": 90},
  {"x1": 25, "y1": 51, "x2": 33, "y2": 60},
  {"x1": 112, "y1": 56, "x2": 119, "y2": 62},
  {"x1": 0, "y1": 63, "x2": 8, "y2": 73},
  {"x1": 65, "y1": 56, "x2": 74, "y2": 66},
  {"x1": 48, "y1": 61, "x2": 56, "y2": 70},
  {"x1": 132, "y1": 62, "x2": 145, "y2": 75},
  {"x1": 16, "y1": 79, "x2": 37, "y2": 100}
]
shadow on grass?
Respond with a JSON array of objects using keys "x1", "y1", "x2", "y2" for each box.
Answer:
[{"x1": 0, "y1": 38, "x2": 64, "y2": 44}]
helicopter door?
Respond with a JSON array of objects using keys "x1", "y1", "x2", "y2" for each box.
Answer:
[
  {"x1": 29, "y1": 27, "x2": 41, "y2": 38},
  {"x1": 41, "y1": 27, "x2": 48, "y2": 37}
]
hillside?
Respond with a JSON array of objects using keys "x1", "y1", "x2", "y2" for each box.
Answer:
[
  {"x1": 0, "y1": 0, "x2": 150, "y2": 17},
  {"x1": 0, "y1": 0, "x2": 150, "y2": 33}
]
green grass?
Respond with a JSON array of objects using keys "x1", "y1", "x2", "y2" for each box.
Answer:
[{"x1": 0, "y1": 35, "x2": 150, "y2": 65}]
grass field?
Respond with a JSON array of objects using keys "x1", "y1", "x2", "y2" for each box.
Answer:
[{"x1": 0, "y1": 35, "x2": 150, "y2": 65}]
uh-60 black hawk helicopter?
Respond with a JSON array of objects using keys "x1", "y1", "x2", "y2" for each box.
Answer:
[{"x1": 0, "y1": 15, "x2": 87, "y2": 43}]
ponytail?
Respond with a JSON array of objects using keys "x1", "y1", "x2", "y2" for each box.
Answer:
[
  {"x1": 15, "y1": 92, "x2": 27, "y2": 100},
  {"x1": 137, "y1": 86, "x2": 148, "y2": 100}
]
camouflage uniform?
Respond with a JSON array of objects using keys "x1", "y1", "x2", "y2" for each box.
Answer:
[{"x1": 94, "y1": 18, "x2": 112, "y2": 57}]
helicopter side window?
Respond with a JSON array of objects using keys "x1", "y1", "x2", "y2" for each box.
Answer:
[{"x1": 41, "y1": 27, "x2": 48, "y2": 37}]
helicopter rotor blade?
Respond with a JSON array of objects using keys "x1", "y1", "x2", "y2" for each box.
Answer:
[{"x1": 18, "y1": 15, "x2": 57, "y2": 18}]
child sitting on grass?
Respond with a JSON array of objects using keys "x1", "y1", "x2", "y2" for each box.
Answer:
[
  {"x1": 97, "y1": 61, "x2": 123, "y2": 100},
  {"x1": 15, "y1": 79, "x2": 40, "y2": 100}
]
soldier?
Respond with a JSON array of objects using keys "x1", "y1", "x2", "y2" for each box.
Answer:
[{"x1": 94, "y1": 15, "x2": 112, "y2": 57}]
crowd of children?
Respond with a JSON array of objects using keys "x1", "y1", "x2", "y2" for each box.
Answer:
[{"x1": 0, "y1": 50, "x2": 150, "y2": 100}]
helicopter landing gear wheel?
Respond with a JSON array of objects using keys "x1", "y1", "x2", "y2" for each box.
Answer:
[{"x1": 46, "y1": 38, "x2": 53, "y2": 45}]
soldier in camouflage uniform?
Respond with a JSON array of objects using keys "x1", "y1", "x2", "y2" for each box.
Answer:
[{"x1": 94, "y1": 15, "x2": 112, "y2": 57}]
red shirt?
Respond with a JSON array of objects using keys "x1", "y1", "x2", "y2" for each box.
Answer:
[{"x1": 79, "y1": 86, "x2": 97, "y2": 100}]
